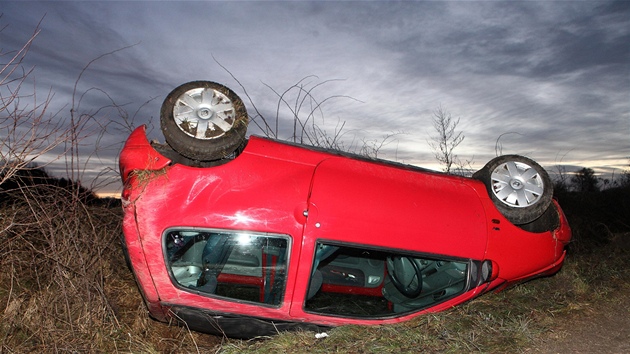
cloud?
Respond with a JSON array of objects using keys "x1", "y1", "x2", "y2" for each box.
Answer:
[{"x1": 1, "y1": 1, "x2": 628, "y2": 195}]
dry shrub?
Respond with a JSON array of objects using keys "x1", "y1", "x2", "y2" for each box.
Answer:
[
  {"x1": 0, "y1": 184, "x2": 122, "y2": 351},
  {"x1": 0, "y1": 180, "x2": 224, "y2": 352}
]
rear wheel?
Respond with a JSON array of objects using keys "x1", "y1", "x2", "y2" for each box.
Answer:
[
  {"x1": 160, "y1": 81, "x2": 248, "y2": 161},
  {"x1": 473, "y1": 155, "x2": 553, "y2": 225}
]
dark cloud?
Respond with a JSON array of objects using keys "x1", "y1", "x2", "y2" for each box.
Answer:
[{"x1": 1, "y1": 1, "x2": 628, "y2": 194}]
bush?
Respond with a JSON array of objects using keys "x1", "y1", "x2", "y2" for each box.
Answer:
[{"x1": 555, "y1": 185, "x2": 630, "y2": 253}]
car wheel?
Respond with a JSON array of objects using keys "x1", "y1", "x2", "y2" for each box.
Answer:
[
  {"x1": 160, "y1": 81, "x2": 248, "y2": 161},
  {"x1": 473, "y1": 155, "x2": 553, "y2": 225}
]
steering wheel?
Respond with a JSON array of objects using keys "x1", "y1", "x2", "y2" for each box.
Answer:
[{"x1": 387, "y1": 256, "x2": 423, "y2": 298}]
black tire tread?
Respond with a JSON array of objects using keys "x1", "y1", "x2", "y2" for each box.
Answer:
[
  {"x1": 473, "y1": 155, "x2": 553, "y2": 225},
  {"x1": 160, "y1": 81, "x2": 248, "y2": 161}
]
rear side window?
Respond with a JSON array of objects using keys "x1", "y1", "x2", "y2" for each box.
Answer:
[
  {"x1": 164, "y1": 229, "x2": 289, "y2": 306},
  {"x1": 305, "y1": 242, "x2": 469, "y2": 318}
]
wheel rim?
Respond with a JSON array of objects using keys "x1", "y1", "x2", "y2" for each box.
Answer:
[
  {"x1": 490, "y1": 161, "x2": 544, "y2": 208},
  {"x1": 172, "y1": 87, "x2": 236, "y2": 139}
]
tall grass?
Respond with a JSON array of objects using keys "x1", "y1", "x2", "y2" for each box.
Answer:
[{"x1": 0, "y1": 175, "x2": 228, "y2": 352}]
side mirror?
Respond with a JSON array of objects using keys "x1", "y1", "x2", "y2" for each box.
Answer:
[{"x1": 480, "y1": 260, "x2": 499, "y2": 283}]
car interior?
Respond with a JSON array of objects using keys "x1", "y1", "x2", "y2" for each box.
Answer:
[{"x1": 164, "y1": 230, "x2": 470, "y2": 317}]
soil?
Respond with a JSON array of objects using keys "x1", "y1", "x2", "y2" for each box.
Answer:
[{"x1": 528, "y1": 292, "x2": 630, "y2": 353}]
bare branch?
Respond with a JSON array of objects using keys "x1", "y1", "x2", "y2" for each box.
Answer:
[
  {"x1": 1, "y1": 21, "x2": 69, "y2": 185},
  {"x1": 428, "y1": 105, "x2": 464, "y2": 173},
  {"x1": 494, "y1": 132, "x2": 523, "y2": 156}
]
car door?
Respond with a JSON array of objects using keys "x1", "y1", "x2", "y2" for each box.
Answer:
[
  {"x1": 289, "y1": 157, "x2": 488, "y2": 324},
  {"x1": 132, "y1": 142, "x2": 322, "y2": 325}
]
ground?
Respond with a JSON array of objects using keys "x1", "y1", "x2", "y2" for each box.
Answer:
[{"x1": 530, "y1": 283, "x2": 630, "y2": 353}]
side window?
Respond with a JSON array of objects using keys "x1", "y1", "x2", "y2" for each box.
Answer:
[
  {"x1": 165, "y1": 229, "x2": 289, "y2": 306},
  {"x1": 305, "y1": 242, "x2": 469, "y2": 318}
]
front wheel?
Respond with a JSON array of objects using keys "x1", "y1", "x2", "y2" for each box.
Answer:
[{"x1": 473, "y1": 155, "x2": 553, "y2": 225}]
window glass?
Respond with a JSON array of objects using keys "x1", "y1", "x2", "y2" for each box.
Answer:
[
  {"x1": 165, "y1": 229, "x2": 289, "y2": 306},
  {"x1": 305, "y1": 242, "x2": 469, "y2": 318}
]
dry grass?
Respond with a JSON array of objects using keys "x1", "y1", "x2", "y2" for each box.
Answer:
[
  {"x1": 1, "y1": 179, "x2": 628, "y2": 352},
  {"x1": 1, "y1": 185, "x2": 119, "y2": 351},
  {"x1": 0, "y1": 184, "x2": 222, "y2": 352},
  {"x1": 221, "y1": 242, "x2": 629, "y2": 353}
]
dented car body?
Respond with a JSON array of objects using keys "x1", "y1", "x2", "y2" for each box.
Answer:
[{"x1": 120, "y1": 123, "x2": 571, "y2": 338}]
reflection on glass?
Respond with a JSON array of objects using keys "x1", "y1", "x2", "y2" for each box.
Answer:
[
  {"x1": 305, "y1": 242, "x2": 470, "y2": 318},
  {"x1": 165, "y1": 229, "x2": 289, "y2": 306}
]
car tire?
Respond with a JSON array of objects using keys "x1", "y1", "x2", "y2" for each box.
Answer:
[
  {"x1": 473, "y1": 155, "x2": 553, "y2": 225},
  {"x1": 160, "y1": 81, "x2": 248, "y2": 161}
]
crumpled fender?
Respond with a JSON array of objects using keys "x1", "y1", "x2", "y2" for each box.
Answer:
[{"x1": 119, "y1": 125, "x2": 172, "y2": 182}]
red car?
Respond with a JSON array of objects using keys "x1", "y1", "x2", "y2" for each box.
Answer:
[{"x1": 119, "y1": 81, "x2": 571, "y2": 338}]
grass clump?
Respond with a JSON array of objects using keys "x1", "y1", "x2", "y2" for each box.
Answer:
[{"x1": 0, "y1": 169, "x2": 222, "y2": 352}]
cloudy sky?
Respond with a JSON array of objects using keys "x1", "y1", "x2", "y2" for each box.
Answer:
[{"x1": 2, "y1": 1, "x2": 628, "y2": 195}]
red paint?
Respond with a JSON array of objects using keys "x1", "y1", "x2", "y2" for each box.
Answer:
[{"x1": 120, "y1": 126, "x2": 571, "y2": 330}]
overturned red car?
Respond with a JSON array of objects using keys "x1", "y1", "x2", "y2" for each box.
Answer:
[{"x1": 119, "y1": 81, "x2": 571, "y2": 338}]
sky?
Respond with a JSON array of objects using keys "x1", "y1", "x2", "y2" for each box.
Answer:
[{"x1": 1, "y1": 0, "x2": 629, "y2": 196}]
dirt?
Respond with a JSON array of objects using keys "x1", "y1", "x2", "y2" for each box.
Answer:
[{"x1": 528, "y1": 292, "x2": 630, "y2": 353}]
